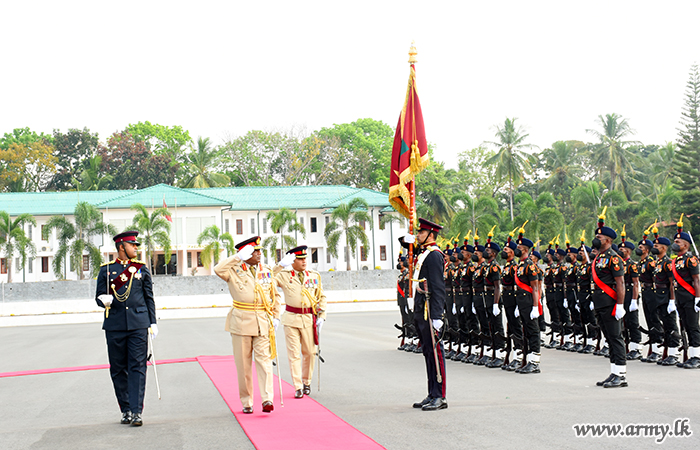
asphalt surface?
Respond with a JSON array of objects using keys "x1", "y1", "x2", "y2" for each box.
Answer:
[{"x1": 1, "y1": 311, "x2": 699, "y2": 450}]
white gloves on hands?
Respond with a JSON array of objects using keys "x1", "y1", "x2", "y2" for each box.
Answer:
[
  {"x1": 472, "y1": 305, "x2": 477, "y2": 315},
  {"x1": 407, "y1": 297, "x2": 414, "y2": 310},
  {"x1": 98, "y1": 294, "x2": 113, "y2": 307},
  {"x1": 149, "y1": 324, "x2": 159, "y2": 339},
  {"x1": 695, "y1": 298, "x2": 700, "y2": 313},
  {"x1": 403, "y1": 234, "x2": 415, "y2": 244},
  {"x1": 316, "y1": 317, "x2": 324, "y2": 332},
  {"x1": 589, "y1": 301, "x2": 595, "y2": 311},
  {"x1": 563, "y1": 298, "x2": 568, "y2": 309},
  {"x1": 273, "y1": 318, "x2": 280, "y2": 331},
  {"x1": 279, "y1": 253, "x2": 296, "y2": 268},
  {"x1": 492, "y1": 303, "x2": 500, "y2": 316},
  {"x1": 530, "y1": 308, "x2": 540, "y2": 320},
  {"x1": 431, "y1": 319, "x2": 443, "y2": 331},
  {"x1": 460, "y1": 306, "x2": 465, "y2": 314},
  {"x1": 667, "y1": 299, "x2": 677, "y2": 314},
  {"x1": 614, "y1": 304, "x2": 626, "y2": 320},
  {"x1": 514, "y1": 306, "x2": 520, "y2": 318},
  {"x1": 452, "y1": 304, "x2": 457, "y2": 315},
  {"x1": 630, "y1": 299, "x2": 639, "y2": 312},
  {"x1": 575, "y1": 303, "x2": 580, "y2": 312},
  {"x1": 236, "y1": 244, "x2": 255, "y2": 262}
]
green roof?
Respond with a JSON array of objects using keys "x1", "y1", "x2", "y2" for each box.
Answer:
[
  {"x1": 97, "y1": 184, "x2": 230, "y2": 209},
  {"x1": 0, "y1": 190, "x2": 130, "y2": 216}
]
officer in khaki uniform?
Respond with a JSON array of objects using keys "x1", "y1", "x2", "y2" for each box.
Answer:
[
  {"x1": 214, "y1": 236, "x2": 281, "y2": 414},
  {"x1": 273, "y1": 245, "x2": 327, "y2": 398}
]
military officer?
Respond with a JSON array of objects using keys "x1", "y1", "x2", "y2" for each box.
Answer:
[
  {"x1": 649, "y1": 225, "x2": 681, "y2": 366},
  {"x1": 407, "y1": 218, "x2": 448, "y2": 411},
  {"x1": 576, "y1": 240, "x2": 597, "y2": 354},
  {"x1": 553, "y1": 243, "x2": 573, "y2": 348},
  {"x1": 590, "y1": 209, "x2": 628, "y2": 388},
  {"x1": 500, "y1": 230, "x2": 524, "y2": 371},
  {"x1": 396, "y1": 261, "x2": 412, "y2": 350},
  {"x1": 617, "y1": 227, "x2": 642, "y2": 360},
  {"x1": 513, "y1": 225, "x2": 542, "y2": 374},
  {"x1": 460, "y1": 238, "x2": 481, "y2": 363},
  {"x1": 636, "y1": 228, "x2": 661, "y2": 362},
  {"x1": 214, "y1": 236, "x2": 281, "y2": 414},
  {"x1": 670, "y1": 216, "x2": 700, "y2": 369},
  {"x1": 542, "y1": 241, "x2": 561, "y2": 348},
  {"x1": 95, "y1": 231, "x2": 156, "y2": 426},
  {"x1": 483, "y1": 227, "x2": 506, "y2": 368},
  {"x1": 273, "y1": 245, "x2": 327, "y2": 397},
  {"x1": 564, "y1": 242, "x2": 583, "y2": 351}
]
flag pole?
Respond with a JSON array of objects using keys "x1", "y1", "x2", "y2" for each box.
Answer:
[{"x1": 407, "y1": 43, "x2": 418, "y2": 298}]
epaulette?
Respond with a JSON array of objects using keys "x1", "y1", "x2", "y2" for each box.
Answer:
[
  {"x1": 131, "y1": 259, "x2": 147, "y2": 264},
  {"x1": 101, "y1": 260, "x2": 116, "y2": 267}
]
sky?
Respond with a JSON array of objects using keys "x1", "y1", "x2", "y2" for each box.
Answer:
[{"x1": 1, "y1": 1, "x2": 699, "y2": 169}]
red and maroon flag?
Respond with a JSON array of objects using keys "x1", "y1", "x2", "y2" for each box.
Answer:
[
  {"x1": 163, "y1": 198, "x2": 173, "y2": 222},
  {"x1": 388, "y1": 58, "x2": 429, "y2": 221}
]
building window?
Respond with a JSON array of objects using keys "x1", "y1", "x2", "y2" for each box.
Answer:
[
  {"x1": 276, "y1": 249, "x2": 281, "y2": 263},
  {"x1": 236, "y1": 219, "x2": 243, "y2": 235},
  {"x1": 325, "y1": 216, "x2": 329, "y2": 226},
  {"x1": 343, "y1": 247, "x2": 347, "y2": 263},
  {"x1": 380, "y1": 245, "x2": 387, "y2": 261},
  {"x1": 263, "y1": 219, "x2": 268, "y2": 234},
  {"x1": 197, "y1": 252, "x2": 204, "y2": 267},
  {"x1": 326, "y1": 250, "x2": 331, "y2": 264},
  {"x1": 310, "y1": 217, "x2": 317, "y2": 233},
  {"x1": 379, "y1": 217, "x2": 385, "y2": 230},
  {"x1": 187, "y1": 252, "x2": 192, "y2": 268},
  {"x1": 28, "y1": 257, "x2": 33, "y2": 274},
  {"x1": 225, "y1": 219, "x2": 230, "y2": 234},
  {"x1": 360, "y1": 246, "x2": 367, "y2": 261},
  {"x1": 83, "y1": 255, "x2": 90, "y2": 272},
  {"x1": 311, "y1": 248, "x2": 318, "y2": 264},
  {"x1": 15, "y1": 258, "x2": 21, "y2": 272},
  {"x1": 300, "y1": 217, "x2": 304, "y2": 229},
  {"x1": 28, "y1": 224, "x2": 33, "y2": 240},
  {"x1": 0, "y1": 258, "x2": 5, "y2": 274},
  {"x1": 42, "y1": 257, "x2": 49, "y2": 273},
  {"x1": 250, "y1": 218, "x2": 255, "y2": 234}
]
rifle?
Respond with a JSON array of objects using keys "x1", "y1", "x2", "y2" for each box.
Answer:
[{"x1": 679, "y1": 313, "x2": 689, "y2": 363}]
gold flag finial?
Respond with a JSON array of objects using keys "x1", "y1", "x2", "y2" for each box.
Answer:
[{"x1": 408, "y1": 41, "x2": 418, "y2": 64}]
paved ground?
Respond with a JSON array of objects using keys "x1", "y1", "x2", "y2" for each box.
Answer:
[{"x1": 1, "y1": 311, "x2": 699, "y2": 449}]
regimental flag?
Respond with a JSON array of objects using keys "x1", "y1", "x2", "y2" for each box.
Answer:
[
  {"x1": 163, "y1": 198, "x2": 172, "y2": 222},
  {"x1": 388, "y1": 47, "x2": 429, "y2": 221}
]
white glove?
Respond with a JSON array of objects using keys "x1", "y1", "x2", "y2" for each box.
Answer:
[
  {"x1": 563, "y1": 298, "x2": 568, "y2": 309},
  {"x1": 492, "y1": 303, "x2": 500, "y2": 316},
  {"x1": 589, "y1": 301, "x2": 594, "y2": 311},
  {"x1": 575, "y1": 302, "x2": 580, "y2": 312},
  {"x1": 316, "y1": 317, "x2": 324, "y2": 332},
  {"x1": 236, "y1": 244, "x2": 255, "y2": 262},
  {"x1": 431, "y1": 319, "x2": 443, "y2": 331},
  {"x1": 667, "y1": 299, "x2": 677, "y2": 314},
  {"x1": 403, "y1": 234, "x2": 415, "y2": 244},
  {"x1": 460, "y1": 306, "x2": 465, "y2": 314},
  {"x1": 630, "y1": 299, "x2": 639, "y2": 312},
  {"x1": 695, "y1": 298, "x2": 700, "y2": 313},
  {"x1": 279, "y1": 253, "x2": 295, "y2": 268},
  {"x1": 273, "y1": 318, "x2": 280, "y2": 331},
  {"x1": 452, "y1": 304, "x2": 457, "y2": 315},
  {"x1": 149, "y1": 324, "x2": 158, "y2": 339},
  {"x1": 407, "y1": 297, "x2": 414, "y2": 310},
  {"x1": 471, "y1": 305, "x2": 476, "y2": 315},
  {"x1": 98, "y1": 294, "x2": 113, "y2": 307},
  {"x1": 530, "y1": 308, "x2": 540, "y2": 320},
  {"x1": 614, "y1": 304, "x2": 626, "y2": 320},
  {"x1": 514, "y1": 306, "x2": 520, "y2": 318}
]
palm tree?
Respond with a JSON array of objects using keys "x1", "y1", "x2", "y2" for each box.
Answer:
[
  {"x1": 15, "y1": 233, "x2": 36, "y2": 282},
  {"x1": 180, "y1": 137, "x2": 230, "y2": 188},
  {"x1": 197, "y1": 225, "x2": 235, "y2": 269},
  {"x1": 0, "y1": 211, "x2": 37, "y2": 283},
  {"x1": 586, "y1": 113, "x2": 640, "y2": 196},
  {"x1": 484, "y1": 117, "x2": 537, "y2": 221},
  {"x1": 262, "y1": 208, "x2": 306, "y2": 262},
  {"x1": 42, "y1": 202, "x2": 116, "y2": 280},
  {"x1": 570, "y1": 181, "x2": 627, "y2": 236},
  {"x1": 324, "y1": 198, "x2": 372, "y2": 271},
  {"x1": 449, "y1": 194, "x2": 501, "y2": 242},
  {"x1": 71, "y1": 155, "x2": 113, "y2": 191},
  {"x1": 647, "y1": 142, "x2": 676, "y2": 187},
  {"x1": 512, "y1": 192, "x2": 564, "y2": 244},
  {"x1": 539, "y1": 140, "x2": 585, "y2": 210},
  {"x1": 130, "y1": 203, "x2": 172, "y2": 272},
  {"x1": 415, "y1": 161, "x2": 457, "y2": 224}
]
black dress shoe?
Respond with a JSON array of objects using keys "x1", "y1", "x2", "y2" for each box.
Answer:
[
  {"x1": 303, "y1": 384, "x2": 311, "y2": 396},
  {"x1": 444, "y1": 349, "x2": 456, "y2": 359},
  {"x1": 571, "y1": 343, "x2": 583, "y2": 352},
  {"x1": 581, "y1": 345, "x2": 595, "y2": 354},
  {"x1": 131, "y1": 413, "x2": 142, "y2": 426},
  {"x1": 660, "y1": 355, "x2": 679, "y2": 366},
  {"x1": 476, "y1": 355, "x2": 490, "y2": 366},
  {"x1": 121, "y1": 411, "x2": 132, "y2": 425},
  {"x1": 262, "y1": 401, "x2": 274, "y2": 413},
  {"x1": 506, "y1": 360, "x2": 520, "y2": 371},
  {"x1": 398, "y1": 344, "x2": 406, "y2": 351},
  {"x1": 682, "y1": 357, "x2": 700, "y2": 369},
  {"x1": 487, "y1": 357, "x2": 504, "y2": 368},
  {"x1": 294, "y1": 389, "x2": 304, "y2": 398},
  {"x1": 242, "y1": 406, "x2": 253, "y2": 414},
  {"x1": 626, "y1": 349, "x2": 643, "y2": 360},
  {"x1": 422, "y1": 397, "x2": 448, "y2": 411},
  {"x1": 603, "y1": 375, "x2": 628, "y2": 388},
  {"x1": 413, "y1": 396, "x2": 432, "y2": 408},
  {"x1": 452, "y1": 351, "x2": 465, "y2": 361},
  {"x1": 519, "y1": 362, "x2": 540, "y2": 374},
  {"x1": 642, "y1": 352, "x2": 661, "y2": 363},
  {"x1": 599, "y1": 347, "x2": 610, "y2": 357},
  {"x1": 465, "y1": 353, "x2": 478, "y2": 363},
  {"x1": 596, "y1": 373, "x2": 615, "y2": 386}
]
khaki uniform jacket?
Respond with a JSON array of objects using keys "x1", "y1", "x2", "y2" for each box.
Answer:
[
  {"x1": 214, "y1": 255, "x2": 281, "y2": 336},
  {"x1": 272, "y1": 266, "x2": 327, "y2": 329}
]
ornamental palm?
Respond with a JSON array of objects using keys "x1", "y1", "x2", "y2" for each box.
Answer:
[
  {"x1": 262, "y1": 208, "x2": 306, "y2": 262},
  {"x1": 0, "y1": 211, "x2": 37, "y2": 283},
  {"x1": 43, "y1": 202, "x2": 116, "y2": 280},
  {"x1": 484, "y1": 118, "x2": 537, "y2": 221},
  {"x1": 586, "y1": 113, "x2": 640, "y2": 196},
  {"x1": 180, "y1": 137, "x2": 230, "y2": 188},
  {"x1": 324, "y1": 198, "x2": 371, "y2": 271},
  {"x1": 130, "y1": 203, "x2": 172, "y2": 272},
  {"x1": 197, "y1": 225, "x2": 235, "y2": 269}
]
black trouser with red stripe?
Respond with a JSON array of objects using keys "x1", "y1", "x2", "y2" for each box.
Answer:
[{"x1": 416, "y1": 316, "x2": 446, "y2": 399}]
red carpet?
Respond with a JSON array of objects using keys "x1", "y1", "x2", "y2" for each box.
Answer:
[
  {"x1": 0, "y1": 357, "x2": 198, "y2": 378},
  {"x1": 197, "y1": 355, "x2": 385, "y2": 450}
]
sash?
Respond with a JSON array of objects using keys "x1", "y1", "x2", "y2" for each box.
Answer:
[
  {"x1": 591, "y1": 255, "x2": 617, "y2": 301},
  {"x1": 110, "y1": 261, "x2": 145, "y2": 291},
  {"x1": 397, "y1": 279, "x2": 406, "y2": 297},
  {"x1": 411, "y1": 245, "x2": 438, "y2": 298},
  {"x1": 671, "y1": 259, "x2": 696, "y2": 296},
  {"x1": 514, "y1": 266, "x2": 543, "y2": 314}
]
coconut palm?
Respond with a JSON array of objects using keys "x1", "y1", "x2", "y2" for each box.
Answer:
[
  {"x1": 180, "y1": 137, "x2": 230, "y2": 188},
  {"x1": 43, "y1": 202, "x2": 116, "y2": 280},
  {"x1": 484, "y1": 117, "x2": 537, "y2": 221},
  {"x1": 130, "y1": 203, "x2": 172, "y2": 272},
  {"x1": 0, "y1": 211, "x2": 37, "y2": 283},
  {"x1": 197, "y1": 224, "x2": 235, "y2": 269},
  {"x1": 324, "y1": 198, "x2": 371, "y2": 271},
  {"x1": 262, "y1": 208, "x2": 306, "y2": 262},
  {"x1": 449, "y1": 194, "x2": 501, "y2": 242},
  {"x1": 570, "y1": 181, "x2": 627, "y2": 236},
  {"x1": 512, "y1": 192, "x2": 565, "y2": 244},
  {"x1": 15, "y1": 233, "x2": 36, "y2": 282}
]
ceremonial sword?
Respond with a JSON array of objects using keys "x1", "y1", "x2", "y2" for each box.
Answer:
[
  {"x1": 416, "y1": 277, "x2": 442, "y2": 383},
  {"x1": 148, "y1": 329, "x2": 161, "y2": 400}
]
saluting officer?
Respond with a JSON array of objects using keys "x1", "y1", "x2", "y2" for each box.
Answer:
[
  {"x1": 214, "y1": 236, "x2": 281, "y2": 414},
  {"x1": 273, "y1": 245, "x2": 327, "y2": 397},
  {"x1": 670, "y1": 216, "x2": 700, "y2": 369},
  {"x1": 95, "y1": 231, "x2": 157, "y2": 427}
]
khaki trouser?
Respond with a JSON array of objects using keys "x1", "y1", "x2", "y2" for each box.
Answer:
[
  {"x1": 284, "y1": 325, "x2": 316, "y2": 390},
  {"x1": 231, "y1": 334, "x2": 274, "y2": 408}
]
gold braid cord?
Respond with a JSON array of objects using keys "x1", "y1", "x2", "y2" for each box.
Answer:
[
  {"x1": 253, "y1": 282, "x2": 277, "y2": 360},
  {"x1": 111, "y1": 276, "x2": 135, "y2": 302}
]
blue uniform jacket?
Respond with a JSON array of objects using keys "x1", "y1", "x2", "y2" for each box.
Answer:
[{"x1": 95, "y1": 260, "x2": 156, "y2": 331}]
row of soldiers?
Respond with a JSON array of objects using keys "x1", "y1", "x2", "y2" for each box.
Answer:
[{"x1": 396, "y1": 214, "x2": 700, "y2": 384}]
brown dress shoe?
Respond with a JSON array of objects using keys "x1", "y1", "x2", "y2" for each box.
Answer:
[
  {"x1": 295, "y1": 389, "x2": 304, "y2": 398},
  {"x1": 262, "y1": 401, "x2": 274, "y2": 413},
  {"x1": 242, "y1": 407, "x2": 253, "y2": 414}
]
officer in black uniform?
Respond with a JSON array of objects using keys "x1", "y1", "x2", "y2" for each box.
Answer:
[
  {"x1": 397, "y1": 261, "x2": 412, "y2": 350},
  {"x1": 671, "y1": 217, "x2": 700, "y2": 369},
  {"x1": 542, "y1": 242, "x2": 561, "y2": 348},
  {"x1": 553, "y1": 245, "x2": 573, "y2": 348},
  {"x1": 590, "y1": 211, "x2": 627, "y2": 388},
  {"x1": 483, "y1": 228, "x2": 505, "y2": 367},
  {"x1": 95, "y1": 231, "x2": 157, "y2": 426},
  {"x1": 617, "y1": 228, "x2": 642, "y2": 360},
  {"x1": 408, "y1": 218, "x2": 448, "y2": 411},
  {"x1": 576, "y1": 241, "x2": 596, "y2": 354},
  {"x1": 460, "y1": 240, "x2": 480, "y2": 362},
  {"x1": 513, "y1": 226, "x2": 542, "y2": 373},
  {"x1": 500, "y1": 231, "x2": 523, "y2": 371},
  {"x1": 564, "y1": 243, "x2": 583, "y2": 351},
  {"x1": 637, "y1": 229, "x2": 660, "y2": 362},
  {"x1": 444, "y1": 256, "x2": 460, "y2": 359},
  {"x1": 451, "y1": 253, "x2": 468, "y2": 361},
  {"x1": 650, "y1": 226, "x2": 681, "y2": 366}
]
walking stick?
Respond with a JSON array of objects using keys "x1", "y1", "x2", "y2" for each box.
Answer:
[
  {"x1": 274, "y1": 327, "x2": 284, "y2": 407},
  {"x1": 148, "y1": 329, "x2": 161, "y2": 400}
]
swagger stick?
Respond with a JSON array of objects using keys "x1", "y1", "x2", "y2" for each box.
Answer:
[
  {"x1": 274, "y1": 330, "x2": 284, "y2": 407},
  {"x1": 317, "y1": 333, "x2": 322, "y2": 392},
  {"x1": 148, "y1": 330, "x2": 161, "y2": 400}
]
